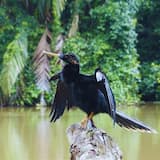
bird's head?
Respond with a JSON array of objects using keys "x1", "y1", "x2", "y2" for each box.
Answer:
[
  {"x1": 43, "y1": 51, "x2": 79, "y2": 65},
  {"x1": 59, "y1": 53, "x2": 79, "y2": 65}
]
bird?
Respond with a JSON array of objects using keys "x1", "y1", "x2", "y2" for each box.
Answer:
[{"x1": 43, "y1": 51, "x2": 156, "y2": 133}]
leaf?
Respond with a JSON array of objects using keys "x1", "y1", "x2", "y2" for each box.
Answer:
[
  {"x1": 54, "y1": 0, "x2": 66, "y2": 17},
  {"x1": 68, "y1": 14, "x2": 79, "y2": 38},
  {"x1": 33, "y1": 28, "x2": 52, "y2": 92},
  {"x1": 55, "y1": 34, "x2": 65, "y2": 52},
  {"x1": 0, "y1": 31, "x2": 28, "y2": 96}
]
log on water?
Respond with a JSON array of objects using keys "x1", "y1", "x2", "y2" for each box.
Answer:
[{"x1": 66, "y1": 123, "x2": 122, "y2": 160}]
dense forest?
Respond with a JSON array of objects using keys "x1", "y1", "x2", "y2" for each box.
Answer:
[{"x1": 0, "y1": 0, "x2": 160, "y2": 106}]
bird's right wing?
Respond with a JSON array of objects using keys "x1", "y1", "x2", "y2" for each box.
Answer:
[
  {"x1": 50, "y1": 80, "x2": 70, "y2": 122},
  {"x1": 95, "y1": 69, "x2": 116, "y2": 124}
]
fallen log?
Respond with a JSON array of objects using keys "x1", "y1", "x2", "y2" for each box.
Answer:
[{"x1": 66, "y1": 123, "x2": 122, "y2": 160}]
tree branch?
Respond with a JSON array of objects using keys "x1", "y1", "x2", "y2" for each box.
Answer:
[{"x1": 66, "y1": 123, "x2": 122, "y2": 160}]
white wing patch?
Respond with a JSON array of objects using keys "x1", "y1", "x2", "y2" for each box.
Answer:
[{"x1": 96, "y1": 71, "x2": 104, "y2": 82}]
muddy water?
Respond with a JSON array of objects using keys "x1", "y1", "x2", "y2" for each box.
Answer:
[{"x1": 0, "y1": 104, "x2": 159, "y2": 160}]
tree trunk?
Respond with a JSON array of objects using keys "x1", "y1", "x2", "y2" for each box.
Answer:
[{"x1": 66, "y1": 123, "x2": 122, "y2": 160}]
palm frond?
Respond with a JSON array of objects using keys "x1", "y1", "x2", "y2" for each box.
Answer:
[
  {"x1": 68, "y1": 14, "x2": 79, "y2": 38},
  {"x1": 53, "y1": 0, "x2": 66, "y2": 17},
  {"x1": 0, "y1": 31, "x2": 28, "y2": 96},
  {"x1": 55, "y1": 34, "x2": 65, "y2": 53},
  {"x1": 37, "y1": 0, "x2": 52, "y2": 21},
  {"x1": 33, "y1": 28, "x2": 52, "y2": 92}
]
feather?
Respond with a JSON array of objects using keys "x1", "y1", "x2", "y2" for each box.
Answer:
[
  {"x1": 95, "y1": 69, "x2": 116, "y2": 125},
  {"x1": 116, "y1": 111, "x2": 157, "y2": 133},
  {"x1": 50, "y1": 79, "x2": 72, "y2": 122}
]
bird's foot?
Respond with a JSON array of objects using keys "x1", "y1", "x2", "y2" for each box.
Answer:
[
  {"x1": 80, "y1": 117, "x2": 88, "y2": 129},
  {"x1": 86, "y1": 119, "x2": 96, "y2": 130},
  {"x1": 80, "y1": 117, "x2": 96, "y2": 129}
]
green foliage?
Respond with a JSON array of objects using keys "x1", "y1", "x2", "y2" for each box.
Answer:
[
  {"x1": 64, "y1": 1, "x2": 140, "y2": 103},
  {"x1": 0, "y1": 0, "x2": 160, "y2": 106},
  {"x1": 0, "y1": 7, "x2": 16, "y2": 71},
  {"x1": 64, "y1": 37, "x2": 140, "y2": 103},
  {"x1": 0, "y1": 31, "x2": 28, "y2": 96},
  {"x1": 89, "y1": 1, "x2": 137, "y2": 50},
  {"x1": 51, "y1": 0, "x2": 67, "y2": 47},
  {"x1": 0, "y1": 4, "x2": 44, "y2": 105},
  {"x1": 0, "y1": 0, "x2": 68, "y2": 105},
  {"x1": 136, "y1": 0, "x2": 160, "y2": 61},
  {"x1": 136, "y1": 0, "x2": 160, "y2": 101},
  {"x1": 9, "y1": 64, "x2": 40, "y2": 106},
  {"x1": 139, "y1": 63, "x2": 160, "y2": 101}
]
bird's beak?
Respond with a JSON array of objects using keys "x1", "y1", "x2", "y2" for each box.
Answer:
[{"x1": 43, "y1": 50, "x2": 60, "y2": 57}]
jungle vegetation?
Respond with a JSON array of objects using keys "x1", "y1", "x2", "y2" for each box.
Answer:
[{"x1": 0, "y1": 0, "x2": 159, "y2": 106}]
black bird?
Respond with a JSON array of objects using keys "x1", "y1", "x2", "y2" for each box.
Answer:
[{"x1": 44, "y1": 51, "x2": 156, "y2": 133}]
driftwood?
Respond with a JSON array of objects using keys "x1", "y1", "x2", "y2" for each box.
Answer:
[{"x1": 66, "y1": 122, "x2": 122, "y2": 160}]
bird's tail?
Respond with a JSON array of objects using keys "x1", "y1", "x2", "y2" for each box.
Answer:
[{"x1": 115, "y1": 111, "x2": 157, "y2": 133}]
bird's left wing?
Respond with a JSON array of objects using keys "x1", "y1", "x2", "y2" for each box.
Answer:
[
  {"x1": 95, "y1": 69, "x2": 116, "y2": 124},
  {"x1": 50, "y1": 80, "x2": 70, "y2": 122}
]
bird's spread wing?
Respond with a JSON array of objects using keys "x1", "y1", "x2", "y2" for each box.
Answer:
[
  {"x1": 95, "y1": 69, "x2": 116, "y2": 124},
  {"x1": 50, "y1": 80, "x2": 70, "y2": 122}
]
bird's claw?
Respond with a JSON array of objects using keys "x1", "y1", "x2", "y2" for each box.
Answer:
[
  {"x1": 81, "y1": 117, "x2": 88, "y2": 129},
  {"x1": 80, "y1": 117, "x2": 96, "y2": 129}
]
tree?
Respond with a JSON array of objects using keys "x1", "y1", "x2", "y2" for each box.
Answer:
[
  {"x1": 1, "y1": 0, "x2": 158, "y2": 106},
  {"x1": 136, "y1": 0, "x2": 160, "y2": 101},
  {"x1": 0, "y1": 0, "x2": 66, "y2": 105}
]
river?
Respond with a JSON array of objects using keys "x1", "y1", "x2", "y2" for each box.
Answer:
[{"x1": 0, "y1": 103, "x2": 159, "y2": 160}]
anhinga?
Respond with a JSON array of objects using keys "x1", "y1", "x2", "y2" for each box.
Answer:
[{"x1": 44, "y1": 51, "x2": 156, "y2": 133}]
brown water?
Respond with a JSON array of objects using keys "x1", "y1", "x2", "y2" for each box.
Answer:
[{"x1": 0, "y1": 104, "x2": 160, "y2": 160}]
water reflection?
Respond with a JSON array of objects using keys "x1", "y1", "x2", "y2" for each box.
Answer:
[{"x1": 0, "y1": 104, "x2": 159, "y2": 160}]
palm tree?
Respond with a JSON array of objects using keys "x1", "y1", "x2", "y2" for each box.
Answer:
[{"x1": 0, "y1": 0, "x2": 68, "y2": 106}]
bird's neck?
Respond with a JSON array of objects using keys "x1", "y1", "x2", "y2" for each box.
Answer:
[{"x1": 62, "y1": 64, "x2": 79, "y2": 82}]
